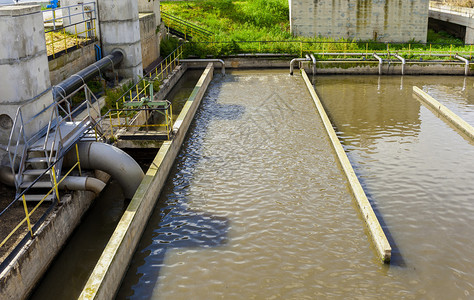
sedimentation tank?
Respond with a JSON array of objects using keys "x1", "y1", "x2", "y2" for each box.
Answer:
[{"x1": 28, "y1": 71, "x2": 474, "y2": 299}]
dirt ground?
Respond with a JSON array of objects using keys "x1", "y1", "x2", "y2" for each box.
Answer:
[{"x1": 0, "y1": 184, "x2": 48, "y2": 263}]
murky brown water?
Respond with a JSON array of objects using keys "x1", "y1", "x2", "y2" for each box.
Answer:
[
  {"x1": 314, "y1": 75, "x2": 474, "y2": 299},
  {"x1": 32, "y1": 71, "x2": 474, "y2": 299},
  {"x1": 117, "y1": 70, "x2": 431, "y2": 300}
]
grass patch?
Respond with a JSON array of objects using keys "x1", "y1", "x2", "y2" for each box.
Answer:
[{"x1": 161, "y1": 0, "x2": 472, "y2": 59}]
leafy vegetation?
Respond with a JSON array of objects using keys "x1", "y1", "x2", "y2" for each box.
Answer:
[
  {"x1": 102, "y1": 81, "x2": 134, "y2": 114},
  {"x1": 161, "y1": 0, "x2": 472, "y2": 59}
]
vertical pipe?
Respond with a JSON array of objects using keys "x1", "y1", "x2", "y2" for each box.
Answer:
[{"x1": 373, "y1": 53, "x2": 383, "y2": 75}]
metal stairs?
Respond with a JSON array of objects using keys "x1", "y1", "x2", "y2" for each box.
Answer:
[{"x1": 7, "y1": 84, "x2": 105, "y2": 202}]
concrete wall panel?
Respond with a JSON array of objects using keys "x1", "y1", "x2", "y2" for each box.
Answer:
[{"x1": 290, "y1": 0, "x2": 429, "y2": 43}]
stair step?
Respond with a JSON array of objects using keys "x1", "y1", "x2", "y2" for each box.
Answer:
[
  {"x1": 23, "y1": 169, "x2": 50, "y2": 176},
  {"x1": 20, "y1": 181, "x2": 53, "y2": 189},
  {"x1": 27, "y1": 157, "x2": 50, "y2": 164},
  {"x1": 21, "y1": 194, "x2": 55, "y2": 202}
]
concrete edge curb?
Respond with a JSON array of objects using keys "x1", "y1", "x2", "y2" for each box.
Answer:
[
  {"x1": 413, "y1": 86, "x2": 474, "y2": 141},
  {"x1": 78, "y1": 63, "x2": 214, "y2": 299},
  {"x1": 300, "y1": 69, "x2": 391, "y2": 263}
]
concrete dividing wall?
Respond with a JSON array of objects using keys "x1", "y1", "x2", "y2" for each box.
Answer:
[
  {"x1": 79, "y1": 64, "x2": 214, "y2": 300},
  {"x1": 307, "y1": 61, "x2": 469, "y2": 75},
  {"x1": 0, "y1": 189, "x2": 103, "y2": 300},
  {"x1": 290, "y1": 0, "x2": 429, "y2": 42},
  {"x1": 301, "y1": 69, "x2": 391, "y2": 262},
  {"x1": 413, "y1": 86, "x2": 474, "y2": 141}
]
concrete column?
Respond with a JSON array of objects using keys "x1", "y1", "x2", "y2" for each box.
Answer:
[
  {"x1": 99, "y1": 0, "x2": 143, "y2": 82},
  {"x1": 138, "y1": 0, "x2": 161, "y2": 68},
  {"x1": 465, "y1": 26, "x2": 474, "y2": 44},
  {"x1": 138, "y1": 0, "x2": 161, "y2": 35},
  {"x1": 0, "y1": 5, "x2": 54, "y2": 147}
]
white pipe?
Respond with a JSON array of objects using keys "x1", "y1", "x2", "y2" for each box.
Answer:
[
  {"x1": 59, "y1": 176, "x2": 106, "y2": 195},
  {"x1": 393, "y1": 53, "x2": 406, "y2": 75},
  {"x1": 454, "y1": 54, "x2": 470, "y2": 76},
  {"x1": 290, "y1": 57, "x2": 310, "y2": 75},
  {"x1": 0, "y1": 166, "x2": 105, "y2": 196},
  {"x1": 180, "y1": 59, "x2": 225, "y2": 75},
  {"x1": 310, "y1": 54, "x2": 317, "y2": 75},
  {"x1": 64, "y1": 142, "x2": 144, "y2": 199},
  {"x1": 373, "y1": 53, "x2": 383, "y2": 75}
]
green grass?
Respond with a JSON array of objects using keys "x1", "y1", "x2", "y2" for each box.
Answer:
[{"x1": 161, "y1": 0, "x2": 472, "y2": 59}]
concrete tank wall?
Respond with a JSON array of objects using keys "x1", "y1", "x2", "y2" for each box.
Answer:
[
  {"x1": 139, "y1": 13, "x2": 160, "y2": 69},
  {"x1": 290, "y1": 0, "x2": 430, "y2": 43},
  {"x1": 0, "y1": 5, "x2": 54, "y2": 146}
]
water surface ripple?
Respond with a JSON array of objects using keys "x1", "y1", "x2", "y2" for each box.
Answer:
[
  {"x1": 118, "y1": 71, "x2": 394, "y2": 299},
  {"x1": 315, "y1": 75, "x2": 474, "y2": 299}
]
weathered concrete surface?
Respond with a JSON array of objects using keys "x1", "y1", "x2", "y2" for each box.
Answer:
[
  {"x1": 79, "y1": 64, "x2": 214, "y2": 300},
  {"x1": 98, "y1": 0, "x2": 142, "y2": 81},
  {"x1": 301, "y1": 69, "x2": 391, "y2": 263},
  {"x1": 429, "y1": 4, "x2": 474, "y2": 44},
  {"x1": 290, "y1": 0, "x2": 429, "y2": 42},
  {"x1": 187, "y1": 58, "x2": 469, "y2": 76},
  {"x1": 48, "y1": 42, "x2": 98, "y2": 85},
  {"x1": 0, "y1": 184, "x2": 107, "y2": 300},
  {"x1": 0, "y1": 5, "x2": 54, "y2": 145},
  {"x1": 48, "y1": 12, "x2": 160, "y2": 85},
  {"x1": 139, "y1": 13, "x2": 160, "y2": 70},
  {"x1": 138, "y1": 0, "x2": 161, "y2": 28}
]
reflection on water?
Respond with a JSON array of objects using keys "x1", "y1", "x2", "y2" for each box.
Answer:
[
  {"x1": 315, "y1": 75, "x2": 474, "y2": 299},
  {"x1": 421, "y1": 77, "x2": 474, "y2": 127},
  {"x1": 29, "y1": 180, "x2": 126, "y2": 300}
]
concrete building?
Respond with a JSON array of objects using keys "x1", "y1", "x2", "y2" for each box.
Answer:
[{"x1": 289, "y1": 0, "x2": 430, "y2": 43}]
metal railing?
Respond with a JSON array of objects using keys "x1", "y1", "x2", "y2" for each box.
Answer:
[
  {"x1": 184, "y1": 40, "x2": 474, "y2": 60},
  {"x1": 161, "y1": 11, "x2": 213, "y2": 42},
  {"x1": 104, "y1": 103, "x2": 174, "y2": 141},
  {"x1": 43, "y1": 1, "x2": 98, "y2": 59},
  {"x1": 0, "y1": 146, "x2": 82, "y2": 251},
  {"x1": 113, "y1": 44, "x2": 183, "y2": 114},
  {"x1": 1, "y1": 85, "x2": 104, "y2": 261}
]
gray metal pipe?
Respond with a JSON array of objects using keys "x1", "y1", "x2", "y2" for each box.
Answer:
[
  {"x1": 393, "y1": 53, "x2": 406, "y2": 75},
  {"x1": 52, "y1": 49, "x2": 124, "y2": 101},
  {"x1": 373, "y1": 53, "x2": 383, "y2": 75},
  {"x1": 59, "y1": 176, "x2": 106, "y2": 195},
  {"x1": 64, "y1": 142, "x2": 144, "y2": 199},
  {"x1": 454, "y1": 54, "x2": 470, "y2": 76},
  {"x1": 290, "y1": 57, "x2": 310, "y2": 75},
  {"x1": 180, "y1": 59, "x2": 225, "y2": 75},
  {"x1": 310, "y1": 54, "x2": 317, "y2": 75},
  {"x1": 0, "y1": 166, "x2": 105, "y2": 196}
]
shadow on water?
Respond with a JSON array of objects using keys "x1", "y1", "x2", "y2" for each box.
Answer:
[
  {"x1": 29, "y1": 180, "x2": 127, "y2": 300},
  {"x1": 116, "y1": 75, "x2": 245, "y2": 299}
]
